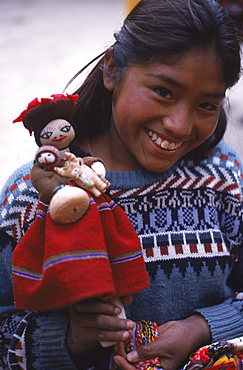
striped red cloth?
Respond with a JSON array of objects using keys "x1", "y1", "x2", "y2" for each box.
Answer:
[{"x1": 12, "y1": 193, "x2": 150, "y2": 311}]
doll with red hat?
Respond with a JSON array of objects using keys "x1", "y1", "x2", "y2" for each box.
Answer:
[
  {"x1": 11, "y1": 94, "x2": 164, "y2": 368},
  {"x1": 13, "y1": 93, "x2": 110, "y2": 224},
  {"x1": 12, "y1": 93, "x2": 150, "y2": 320}
]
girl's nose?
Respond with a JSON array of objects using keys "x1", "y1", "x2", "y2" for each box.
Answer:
[{"x1": 163, "y1": 106, "x2": 193, "y2": 137}]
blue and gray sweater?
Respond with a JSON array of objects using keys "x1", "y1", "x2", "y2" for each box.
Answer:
[{"x1": 0, "y1": 140, "x2": 243, "y2": 369}]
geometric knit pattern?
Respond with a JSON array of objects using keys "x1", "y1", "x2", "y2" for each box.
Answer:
[
  {"x1": 0, "y1": 168, "x2": 38, "y2": 243},
  {"x1": 110, "y1": 152, "x2": 242, "y2": 280},
  {"x1": 107, "y1": 143, "x2": 243, "y2": 327},
  {"x1": 1, "y1": 141, "x2": 243, "y2": 369},
  {"x1": 7, "y1": 312, "x2": 35, "y2": 369},
  {"x1": 0, "y1": 311, "x2": 28, "y2": 369}
]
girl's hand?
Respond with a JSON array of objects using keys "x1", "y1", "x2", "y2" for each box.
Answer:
[
  {"x1": 113, "y1": 314, "x2": 211, "y2": 370},
  {"x1": 66, "y1": 296, "x2": 134, "y2": 355},
  {"x1": 113, "y1": 342, "x2": 137, "y2": 370}
]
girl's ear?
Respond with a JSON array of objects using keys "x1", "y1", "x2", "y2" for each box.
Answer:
[{"x1": 103, "y1": 49, "x2": 118, "y2": 91}]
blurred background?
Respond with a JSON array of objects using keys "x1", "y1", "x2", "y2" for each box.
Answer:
[
  {"x1": 0, "y1": 0, "x2": 243, "y2": 191},
  {"x1": 0, "y1": 0, "x2": 125, "y2": 190}
]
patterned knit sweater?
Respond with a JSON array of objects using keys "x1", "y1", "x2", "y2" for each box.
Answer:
[{"x1": 1, "y1": 140, "x2": 243, "y2": 369}]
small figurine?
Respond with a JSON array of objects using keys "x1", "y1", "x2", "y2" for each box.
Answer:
[
  {"x1": 35, "y1": 145, "x2": 62, "y2": 170},
  {"x1": 55, "y1": 152, "x2": 110, "y2": 197}
]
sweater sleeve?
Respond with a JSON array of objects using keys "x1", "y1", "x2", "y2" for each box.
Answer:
[
  {"x1": 196, "y1": 297, "x2": 243, "y2": 342},
  {"x1": 197, "y1": 245, "x2": 243, "y2": 342},
  {"x1": 196, "y1": 247, "x2": 243, "y2": 342},
  {"x1": 196, "y1": 143, "x2": 243, "y2": 342}
]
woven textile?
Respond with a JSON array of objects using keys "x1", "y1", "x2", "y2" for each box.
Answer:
[
  {"x1": 183, "y1": 337, "x2": 243, "y2": 370},
  {"x1": 12, "y1": 193, "x2": 149, "y2": 311},
  {"x1": 125, "y1": 320, "x2": 163, "y2": 370}
]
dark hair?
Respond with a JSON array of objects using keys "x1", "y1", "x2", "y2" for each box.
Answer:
[{"x1": 71, "y1": 0, "x2": 241, "y2": 160}]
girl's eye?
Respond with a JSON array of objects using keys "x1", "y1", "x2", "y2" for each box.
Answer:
[
  {"x1": 40, "y1": 131, "x2": 53, "y2": 140},
  {"x1": 154, "y1": 87, "x2": 172, "y2": 99},
  {"x1": 199, "y1": 102, "x2": 218, "y2": 111},
  {"x1": 60, "y1": 125, "x2": 71, "y2": 133}
]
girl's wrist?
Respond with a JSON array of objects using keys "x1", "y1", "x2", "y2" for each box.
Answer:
[{"x1": 184, "y1": 313, "x2": 212, "y2": 349}]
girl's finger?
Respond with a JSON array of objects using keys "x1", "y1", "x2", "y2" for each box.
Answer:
[{"x1": 113, "y1": 355, "x2": 137, "y2": 370}]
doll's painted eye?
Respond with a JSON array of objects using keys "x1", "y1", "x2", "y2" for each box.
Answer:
[
  {"x1": 40, "y1": 131, "x2": 53, "y2": 140},
  {"x1": 60, "y1": 125, "x2": 71, "y2": 133}
]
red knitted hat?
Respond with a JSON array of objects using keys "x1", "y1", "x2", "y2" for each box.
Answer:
[
  {"x1": 13, "y1": 94, "x2": 78, "y2": 133},
  {"x1": 12, "y1": 194, "x2": 150, "y2": 311}
]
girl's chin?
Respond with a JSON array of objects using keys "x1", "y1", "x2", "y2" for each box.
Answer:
[
  {"x1": 140, "y1": 158, "x2": 178, "y2": 173},
  {"x1": 140, "y1": 150, "x2": 184, "y2": 172}
]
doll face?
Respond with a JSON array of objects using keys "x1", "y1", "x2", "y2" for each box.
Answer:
[
  {"x1": 37, "y1": 151, "x2": 57, "y2": 165},
  {"x1": 39, "y1": 119, "x2": 75, "y2": 150}
]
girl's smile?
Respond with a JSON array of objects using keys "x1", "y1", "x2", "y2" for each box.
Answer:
[
  {"x1": 147, "y1": 128, "x2": 183, "y2": 151},
  {"x1": 93, "y1": 47, "x2": 226, "y2": 173}
]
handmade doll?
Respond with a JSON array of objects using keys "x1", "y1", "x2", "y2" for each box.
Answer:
[
  {"x1": 13, "y1": 94, "x2": 110, "y2": 224},
  {"x1": 11, "y1": 94, "x2": 167, "y2": 368},
  {"x1": 12, "y1": 95, "x2": 149, "y2": 319}
]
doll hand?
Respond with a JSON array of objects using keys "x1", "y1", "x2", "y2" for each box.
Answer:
[
  {"x1": 90, "y1": 161, "x2": 106, "y2": 180},
  {"x1": 119, "y1": 314, "x2": 211, "y2": 370},
  {"x1": 66, "y1": 296, "x2": 135, "y2": 355}
]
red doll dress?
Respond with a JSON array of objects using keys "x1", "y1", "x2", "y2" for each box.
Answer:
[{"x1": 12, "y1": 193, "x2": 150, "y2": 311}]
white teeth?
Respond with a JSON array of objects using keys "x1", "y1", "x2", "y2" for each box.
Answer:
[
  {"x1": 161, "y1": 140, "x2": 169, "y2": 149},
  {"x1": 156, "y1": 137, "x2": 162, "y2": 145},
  {"x1": 147, "y1": 130, "x2": 182, "y2": 151},
  {"x1": 168, "y1": 142, "x2": 176, "y2": 150}
]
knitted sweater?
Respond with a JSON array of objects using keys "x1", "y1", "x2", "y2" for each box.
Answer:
[{"x1": 1, "y1": 140, "x2": 243, "y2": 369}]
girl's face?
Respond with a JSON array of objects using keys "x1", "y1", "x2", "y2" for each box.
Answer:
[
  {"x1": 103, "y1": 48, "x2": 226, "y2": 172},
  {"x1": 40, "y1": 119, "x2": 75, "y2": 150}
]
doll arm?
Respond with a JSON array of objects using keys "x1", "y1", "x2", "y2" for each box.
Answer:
[{"x1": 31, "y1": 162, "x2": 71, "y2": 204}]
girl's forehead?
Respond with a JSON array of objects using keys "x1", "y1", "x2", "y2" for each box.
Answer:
[
  {"x1": 125, "y1": 49, "x2": 226, "y2": 97},
  {"x1": 147, "y1": 47, "x2": 221, "y2": 69},
  {"x1": 141, "y1": 48, "x2": 223, "y2": 79}
]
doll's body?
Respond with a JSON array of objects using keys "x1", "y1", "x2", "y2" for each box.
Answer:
[{"x1": 32, "y1": 145, "x2": 110, "y2": 223}]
